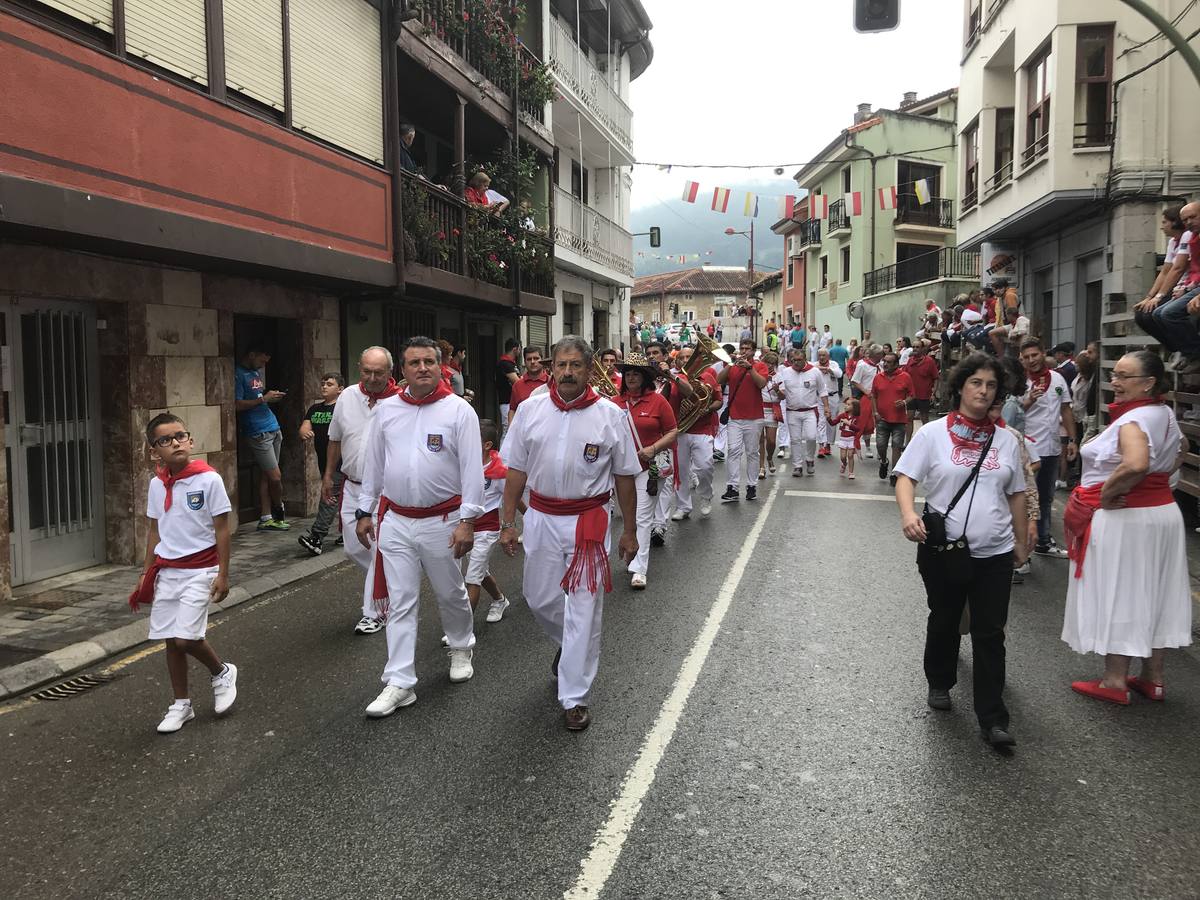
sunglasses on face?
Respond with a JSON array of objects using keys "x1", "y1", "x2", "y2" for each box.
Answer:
[{"x1": 151, "y1": 431, "x2": 191, "y2": 448}]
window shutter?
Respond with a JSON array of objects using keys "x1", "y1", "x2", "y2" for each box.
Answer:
[
  {"x1": 124, "y1": 0, "x2": 208, "y2": 85},
  {"x1": 526, "y1": 316, "x2": 550, "y2": 353},
  {"x1": 40, "y1": 1, "x2": 113, "y2": 32},
  {"x1": 224, "y1": 0, "x2": 285, "y2": 110},
  {"x1": 289, "y1": 0, "x2": 384, "y2": 164}
]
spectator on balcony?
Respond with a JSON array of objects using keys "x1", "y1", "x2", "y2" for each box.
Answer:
[
  {"x1": 924, "y1": 298, "x2": 943, "y2": 321},
  {"x1": 981, "y1": 287, "x2": 1000, "y2": 326},
  {"x1": 398, "y1": 123, "x2": 420, "y2": 175},
  {"x1": 466, "y1": 172, "x2": 509, "y2": 215},
  {"x1": 1136, "y1": 202, "x2": 1200, "y2": 370}
]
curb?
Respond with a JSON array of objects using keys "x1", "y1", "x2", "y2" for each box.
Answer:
[{"x1": 0, "y1": 550, "x2": 350, "y2": 702}]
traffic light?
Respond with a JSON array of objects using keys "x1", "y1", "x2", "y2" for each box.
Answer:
[
  {"x1": 649, "y1": 226, "x2": 661, "y2": 248},
  {"x1": 854, "y1": 0, "x2": 899, "y2": 33}
]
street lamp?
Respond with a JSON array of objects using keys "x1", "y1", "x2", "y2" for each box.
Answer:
[{"x1": 724, "y1": 223, "x2": 757, "y2": 344}]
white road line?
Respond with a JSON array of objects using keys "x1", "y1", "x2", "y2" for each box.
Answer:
[
  {"x1": 783, "y1": 490, "x2": 914, "y2": 503},
  {"x1": 564, "y1": 482, "x2": 782, "y2": 900}
]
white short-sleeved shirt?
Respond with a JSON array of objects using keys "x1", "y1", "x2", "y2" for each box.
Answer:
[
  {"x1": 482, "y1": 463, "x2": 506, "y2": 514},
  {"x1": 899, "y1": 348, "x2": 913, "y2": 366},
  {"x1": 895, "y1": 420, "x2": 1025, "y2": 558},
  {"x1": 776, "y1": 365, "x2": 829, "y2": 410},
  {"x1": 850, "y1": 360, "x2": 878, "y2": 394},
  {"x1": 147, "y1": 470, "x2": 232, "y2": 559},
  {"x1": 327, "y1": 385, "x2": 379, "y2": 482},
  {"x1": 1165, "y1": 235, "x2": 1182, "y2": 266},
  {"x1": 1024, "y1": 370, "x2": 1071, "y2": 457},
  {"x1": 960, "y1": 306, "x2": 983, "y2": 327},
  {"x1": 503, "y1": 392, "x2": 641, "y2": 498},
  {"x1": 1081, "y1": 405, "x2": 1182, "y2": 487}
]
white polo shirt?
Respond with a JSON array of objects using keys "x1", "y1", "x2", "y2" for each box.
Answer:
[
  {"x1": 850, "y1": 360, "x2": 879, "y2": 395},
  {"x1": 147, "y1": 471, "x2": 232, "y2": 559},
  {"x1": 776, "y1": 365, "x2": 829, "y2": 410},
  {"x1": 327, "y1": 384, "x2": 379, "y2": 483},
  {"x1": 1024, "y1": 369, "x2": 1071, "y2": 457}
]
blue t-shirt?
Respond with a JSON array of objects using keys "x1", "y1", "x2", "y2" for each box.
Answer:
[
  {"x1": 791, "y1": 328, "x2": 806, "y2": 347},
  {"x1": 235, "y1": 365, "x2": 280, "y2": 436},
  {"x1": 829, "y1": 344, "x2": 849, "y2": 369}
]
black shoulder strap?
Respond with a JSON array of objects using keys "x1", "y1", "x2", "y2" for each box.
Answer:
[{"x1": 944, "y1": 429, "x2": 994, "y2": 517}]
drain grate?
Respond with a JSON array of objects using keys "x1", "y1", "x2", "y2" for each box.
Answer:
[{"x1": 32, "y1": 672, "x2": 117, "y2": 701}]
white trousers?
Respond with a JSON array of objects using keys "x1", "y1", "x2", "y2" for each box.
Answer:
[
  {"x1": 341, "y1": 479, "x2": 377, "y2": 619},
  {"x1": 630, "y1": 470, "x2": 655, "y2": 576},
  {"x1": 672, "y1": 432, "x2": 714, "y2": 514},
  {"x1": 522, "y1": 508, "x2": 606, "y2": 709},
  {"x1": 776, "y1": 414, "x2": 790, "y2": 449},
  {"x1": 499, "y1": 403, "x2": 511, "y2": 441},
  {"x1": 376, "y1": 513, "x2": 475, "y2": 689},
  {"x1": 714, "y1": 418, "x2": 728, "y2": 454},
  {"x1": 816, "y1": 396, "x2": 841, "y2": 446},
  {"x1": 786, "y1": 410, "x2": 819, "y2": 465},
  {"x1": 724, "y1": 418, "x2": 763, "y2": 490}
]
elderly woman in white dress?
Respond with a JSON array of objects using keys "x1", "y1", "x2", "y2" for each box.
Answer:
[{"x1": 1062, "y1": 351, "x2": 1191, "y2": 705}]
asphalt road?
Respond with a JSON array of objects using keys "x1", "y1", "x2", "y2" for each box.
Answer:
[{"x1": 2, "y1": 454, "x2": 1199, "y2": 900}]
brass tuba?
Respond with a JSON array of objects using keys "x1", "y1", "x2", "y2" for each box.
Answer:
[
  {"x1": 589, "y1": 357, "x2": 620, "y2": 398},
  {"x1": 675, "y1": 334, "x2": 732, "y2": 433}
]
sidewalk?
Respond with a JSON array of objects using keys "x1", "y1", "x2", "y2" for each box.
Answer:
[{"x1": 0, "y1": 518, "x2": 351, "y2": 700}]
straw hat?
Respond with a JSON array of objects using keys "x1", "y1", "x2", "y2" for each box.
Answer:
[{"x1": 616, "y1": 351, "x2": 659, "y2": 379}]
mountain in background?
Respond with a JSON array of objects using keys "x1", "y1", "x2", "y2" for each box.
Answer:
[{"x1": 629, "y1": 177, "x2": 802, "y2": 277}]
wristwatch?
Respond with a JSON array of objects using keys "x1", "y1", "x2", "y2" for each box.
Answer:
[
  {"x1": 354, "y1": 508, "x2": 372, "y2": 521},
  {"x1": 500, "y1": 520, "x2": 517, "y2": 530}
]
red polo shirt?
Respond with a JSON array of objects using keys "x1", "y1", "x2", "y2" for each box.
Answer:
[
  {"x1": 871, "y1": 368, "x2": 914, "y2": 424},
  {"x1": 904, "y1": 355, "x2": 940, "y2": 401},
  {"x1": 508, "y1": 370, "x2": 549, "y2": 413},
  {"x1": 614, "y1": 390, "x2": 677, "y2": 470},
  {"x1": 726, "y1": 361, "x2": 771, "y2": 421},
  {"x1": 687, "y1": 368, "x2": 722, "y2": 436}
]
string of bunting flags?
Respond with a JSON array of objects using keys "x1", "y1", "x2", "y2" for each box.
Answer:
[
  {"x1": 680, "y1": 178, "x2": 938, "y2": 218},
  {"x1": 636, "y1": 250, "x2": 716, "y2": 263}
]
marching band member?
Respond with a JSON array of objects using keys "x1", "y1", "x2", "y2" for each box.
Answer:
[
  {"x1": 500, "y1": 336, "x2": 640, "y2": 731},
  {"x1": 776, "y1": 348, "x2": 832, "y2": 477},
  {"x1": 717, "y1": 339, "x2": 770, "y2": 502},
  {"x1": 355, "y1": 337, "x2": 484, "y2": 718},
  {"x1": 645, "y1": 341, "x2": 692, "y2": 543},
  {"x1": 669, "y1": 345, "x2": 723, "y2": 520}
]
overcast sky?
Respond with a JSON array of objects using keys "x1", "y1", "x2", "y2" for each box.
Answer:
[{"x1": 628, "y1": 0, "x2": 965, "y2": 239}]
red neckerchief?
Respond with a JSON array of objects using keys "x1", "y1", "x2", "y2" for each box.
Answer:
[
  {"x1": 792, "y1": 363, "x2": 813, "y2": 373},
  {"x1": 156, "y1": 460, "x2": 214, "y2": 512},
  {"x1": 548, "y1": 379, "x2": 601, "y2": 411},
  {"x1": 1027, "y1": 365, "x2": 1052, "y2": 393},
  {"x1": 483, "y1": 449, "x2": 507, "y2": 480},
  {"x1": 945, "y1": 411, "x2": 996, "y2": 449},
  {"x1": 362, "y1": 378, "x2": 402, "y2": 408},
  {"x1": 1108, "y1": 397, "x2": 1163, "y2": 419},
  {"x1": 398, "y1": 380, "x2": 453, "y2": 406},
  {"x1": 440, "y1": 364, "x2": 455, "y2": 385}
]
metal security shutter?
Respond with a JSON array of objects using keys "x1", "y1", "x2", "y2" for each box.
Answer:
[
  {"x1": 41, "y1": 1, "x2": 113, "y2": 32},
  {"x1": 125, "y1": 0, "x2": 208, "y2": 85},
  {"x1": 289, "y1": 0, "x2": 383, "y2": 164},
  {"x1": 526, "y1": 316, "x2": 549, "y2": 353},
  {"x1": 224, "y1": 0, "x2": 285, "y2": 110}
]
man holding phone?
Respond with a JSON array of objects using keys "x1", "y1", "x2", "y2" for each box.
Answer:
[{"x1": 234, "y1": 346, "x2": 290, "y2": 532}]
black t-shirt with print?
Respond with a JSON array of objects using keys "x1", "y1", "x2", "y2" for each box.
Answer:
[{"x1": 305, "y1": 402, "x2": 336, "y2": 474}]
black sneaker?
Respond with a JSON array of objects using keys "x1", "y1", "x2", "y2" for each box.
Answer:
[
  {"x1": 297, "y1": 533, "x2": 323, "y2": 556},
  {"x1": 745, "y1": 486, "x2": 757, "y2": 502},
  {"x1": 889, "y1": 474, "x2": 897, "y2": 487},
  {"x1": 720, "y1": 486, "x2": 740, "y2": 503},
  {"x1": 650, "y1": 528, "x2": 666, "y2": 548},
  {"x1": 878, "y1": 461, "x2": 889, "y2": 480},
  {"x1": 713, "y1": 450, "x2": 726, "y2": 462}
]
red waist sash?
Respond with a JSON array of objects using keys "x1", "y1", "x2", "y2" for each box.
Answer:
[
  {"x1": 128, "y1": 546, "x2": 219, "y2": 612},
  {"x1": 474, "y1": 509, "x2": 500, "y2": 532},
  {"x1": 1063, "y1": 473, "x2": 1173, "y2": 578},
  {"x1": 371, "y1": 495, "x2": 462, "y2": 613},
  {"x1": 529, "y1": 490, "x2": 613, "y2": 594}
]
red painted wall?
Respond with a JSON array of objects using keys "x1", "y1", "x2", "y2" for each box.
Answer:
[
  {"x1": 781, "y1": 236, "x2": 807, "y2": 324},
  {"x1": 0, "y1": 12, "x2": 391, "y2": 262}
]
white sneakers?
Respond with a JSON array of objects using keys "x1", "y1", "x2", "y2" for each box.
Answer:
[
  {"x1": 366, "y1": 685, "x2": 417, "y2": 718},
  {"x1": 448, "y1": 647, "x2": 474, "y2": 682},
  {"x1": 156, "y1": 701, "x2": 195, "y2": 734},
  {"x1": 700, "y1": 501, "x2": 712, "y2": 517},
  {"x1": 354, "y1": 615, "x2": 385, "y2": 635},
  {"x1": 671, "y1": 510, "x2": 690, "y2": 521},
  {"x1": 631, "y1": 573, "x2": 647, "y2": 590},
  {"x1": 212, "y1": 663, "x2": 238, "y2": 715},
  {"x1": 486, "y1": 596, "x2": 510, "y2": 623}
]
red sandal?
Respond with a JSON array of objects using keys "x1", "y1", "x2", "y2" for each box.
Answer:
[
  {"x1": 1071, "y1": 679, "x2": 1131, "y2": 705},
  {"x1": 1127, "y1": 676, "x2": 1164, "y2": 701}
]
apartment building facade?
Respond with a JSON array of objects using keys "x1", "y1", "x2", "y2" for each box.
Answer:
[
  {"x1": 0, "y1": 0, "x2": 649, "y2": 595},
  {"x1": 955, "y1": 0, "x2": 1200, "y2": 348},
  {"x1": 792, "y1": 90, "x2": 980, "y2": 347},
  {"x1": 631, "y1": 267, "x2": 770, "y2": 342},
  {"x1": 770, "y1": 213, "x2": 810, "y2": 327}
]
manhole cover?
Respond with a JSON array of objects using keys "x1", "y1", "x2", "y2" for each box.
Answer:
[{"x1": 22, "y1": 589, "x2": 100, "y2": 610}]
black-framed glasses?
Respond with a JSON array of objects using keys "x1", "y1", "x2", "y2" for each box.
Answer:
[{"x1": 151, "y1": 431, "x2": 191, "y2": 448}]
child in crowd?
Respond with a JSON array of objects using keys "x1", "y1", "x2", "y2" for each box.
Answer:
[
  {"x1": 830, "y1": 398, "x2": 862, "y2": 480},
  {"x1": 129, "y1": 413, "x2": 237, "y2": 734},
  {"x1": 466, "y1": 419, "x2": 523, "y2": 623},
  {"x1": 298, "y1": 372, "x2": 345, "y2": 556}
]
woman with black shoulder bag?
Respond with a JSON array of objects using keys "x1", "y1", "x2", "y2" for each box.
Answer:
[{"x1": 893, "y1": 353, "x2": 1030, "y2": 750}]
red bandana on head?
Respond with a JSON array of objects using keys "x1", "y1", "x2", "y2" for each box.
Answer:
[
  {"x1": 156, "y1": 460, "x2": 214, "y2": 512},
  {"x1": 361, "y1": 377, "x2": 402, "y2": 408},
  {"x1": 398, "y1": 380, "x2": 453, "y2": 406},
  {"x1": 548, "y1": 378, "x2": 601, "y2": 412}
]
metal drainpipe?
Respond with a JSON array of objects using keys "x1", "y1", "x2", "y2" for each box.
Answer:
[{"x1": 386, "y1": 5, "x2": 405, "y2": 293}]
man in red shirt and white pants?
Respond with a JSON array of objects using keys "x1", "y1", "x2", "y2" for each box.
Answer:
[
  {"x1": 668, "y1": 345, "x2": 722, "y2": 519},
  {"x1": 717, "y1": 339, "x2": 770, "y2": 502},
  {"x1": 354, "y1": 337, "x2": 485, "y2": 719},
  {"x1": 871, "y1": 352, "x2": 915, "y2": 484},
  {"x1": 500, "y1": 337, "x2": 640, "y2": 731}
]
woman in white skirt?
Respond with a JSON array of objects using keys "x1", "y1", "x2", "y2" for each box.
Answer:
[{"x1": 1062, "y1": 351, "x2": 1191, "y2": 705}]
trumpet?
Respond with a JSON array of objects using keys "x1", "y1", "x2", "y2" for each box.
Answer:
[
  {"x1": 589, "y1": 357, "x2": 620, "y2": 398},
  {"x1": 675, "y1": 334, "x2": 731, "y2": 433}
]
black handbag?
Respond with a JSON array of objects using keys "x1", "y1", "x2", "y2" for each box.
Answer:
[{"x1": 917, "y1": 430, "x2": 993, "y2": 584}]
